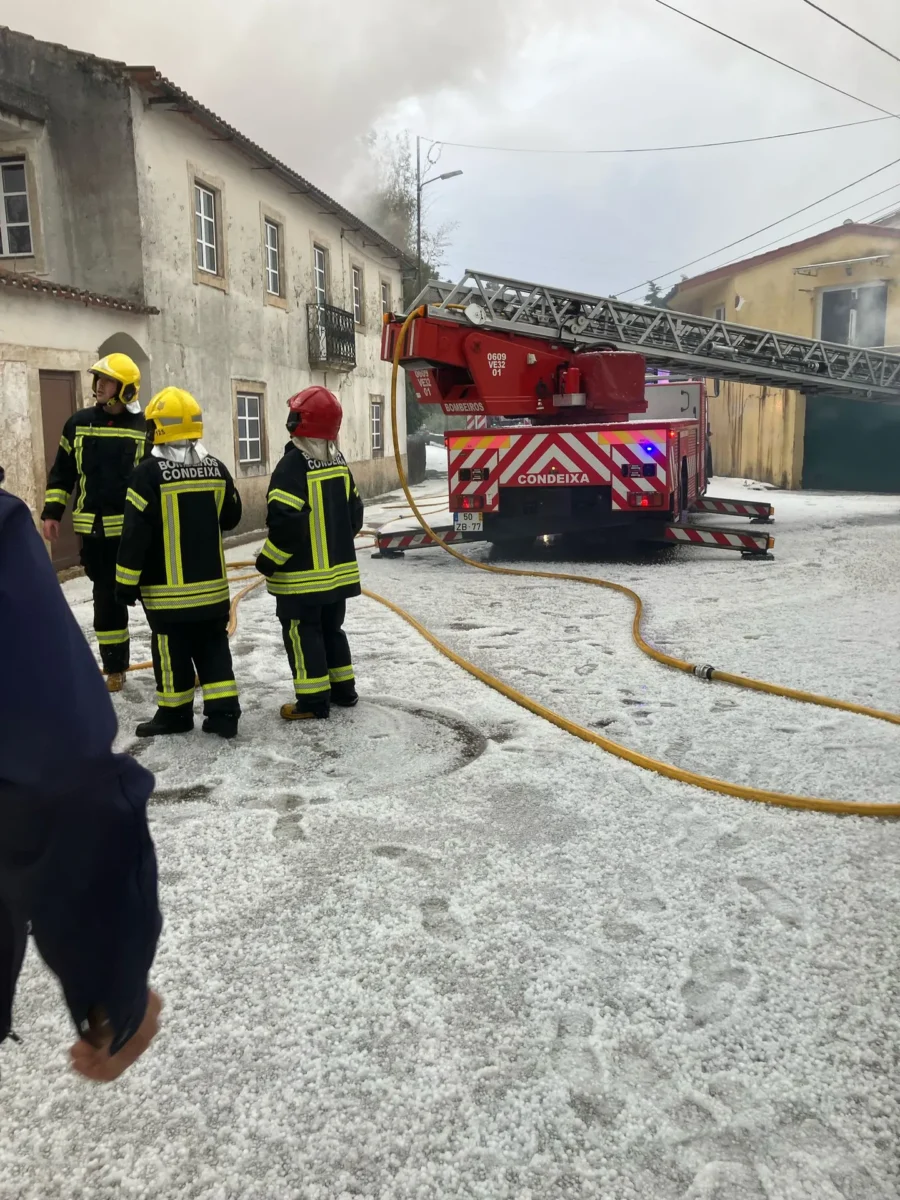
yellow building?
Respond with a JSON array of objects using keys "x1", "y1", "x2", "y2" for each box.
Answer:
[{"x1": 669, "y1": 218, "x2": 900, "y2": 490}]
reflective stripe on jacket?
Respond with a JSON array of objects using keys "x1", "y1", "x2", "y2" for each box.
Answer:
[
  {"x1": 115, "y1": 455, "x2": 242, "y2": 623},
  {"x1": 256, "y1": 445, "x2": 364, "y2": 606},
  {"x1": 41, "y1": 406, "x2": 150, "y2": 537}
]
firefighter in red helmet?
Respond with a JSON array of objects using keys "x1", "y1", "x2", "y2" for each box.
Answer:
[{"x1": 255, "y1": 387, "x2": 365, "y2": 719}]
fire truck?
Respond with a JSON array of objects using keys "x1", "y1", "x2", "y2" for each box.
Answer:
[{"x1": 378, "y1": 270, "x2": 900, "y2": 558}]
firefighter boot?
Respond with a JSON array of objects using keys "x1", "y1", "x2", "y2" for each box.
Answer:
[
  {"x1": 135, "y1": 707, "x2": 194, "y2": 738},
  {"x1": 281, "y1": 698, "x2": 330, "y2": 721},
  {"x1": 202, "y1": 712, "x2": 240, "y2": 740},
  {"x1": 106, "y1": 672, "x2": 126, "y2": 694},
  {"x1": 330, "y1": 682, "x2": 358, "y2": 708}
]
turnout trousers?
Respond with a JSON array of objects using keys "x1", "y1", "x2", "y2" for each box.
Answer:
[
  {"x1": 278, "y1": 600, "x2": 355, "y2": 704},
  {"x1": 149, "y1": 618, "x2": 240, "y2": 719},
  {"x1": 80, "y1": 536, "x2": 130, "y2": 673}
]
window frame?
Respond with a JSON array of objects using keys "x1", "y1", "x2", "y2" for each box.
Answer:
[
  {"x1": 313, "y1": 243, "x2": 329, "y2": 308},
  {"x1": 194, "y1": 183, "x2": 218, "y2": 275},
  {"x1": 231, "y1": 381, "x2": 268, "y2": 477},
  {"x1": 264, "y1": 219, "x2": 280, "y2": 296},
  {"x1": 816, "y1": 281, "x2": 888, "y2": 348},
  {"x1": 260, "y1": 207, "x2": 287, "y2": 308},
  {"x1": 189, "y1": 166, "x2": 227, "y2": 291},
  {"x1": 351, "y1": 263, "x2": 365, "y2": 329},
  {"x1": 370, "y1": 396, "x2": 384, "y2": 459},
  {"x1": 0, "y1": 156, "x2": 34, "y2": 259},
  {"x1": 380, "y1": 278, "x2": 392, "y2": 317}
]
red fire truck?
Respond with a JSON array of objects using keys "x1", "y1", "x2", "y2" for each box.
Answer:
[{"x1": 379, "y1": 270, "x2": 900, "y2": 558}]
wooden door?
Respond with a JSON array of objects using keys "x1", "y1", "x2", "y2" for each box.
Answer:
[{"x1": 39, "y1": 371, "x2": 80, "y2": 569}]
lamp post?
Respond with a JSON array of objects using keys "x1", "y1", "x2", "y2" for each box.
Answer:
[{"x1": 416, "y1": 135, "x2": 462, "y2": 293}]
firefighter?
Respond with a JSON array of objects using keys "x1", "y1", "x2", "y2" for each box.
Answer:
[
  {"x1": 255, "y1": 387, "x2": 364, "y2": 720},
  {"x1": 41, "y1": 353, "x2": 149, "y2": 692},
  {"x1": 115, "y1": 388, "x2": 243, "y2": 739}
]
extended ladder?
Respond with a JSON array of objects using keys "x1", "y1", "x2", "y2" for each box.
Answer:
[{"x1": 409, "y1": 270, "x2": 900, "y2": 401}]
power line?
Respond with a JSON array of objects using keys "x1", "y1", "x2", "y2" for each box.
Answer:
[
  {"x1": 651, "y1": 0, "x2": 899, "y2": 119},
  {"x1": 798, "y1": 0, "x2": 900, "y2": 66},
  {"x1": 714, "y1": 180, "x2": 900, "y2": 267},
  {"x1": 616, "y1": 152, "x2": 900, "y2": 295},
  {"x1": 859, "y1": 198, "x2": 900, "y2": 223},
  {"x1": 419, "y1": 113, "x2": 893, "y2": 156}
]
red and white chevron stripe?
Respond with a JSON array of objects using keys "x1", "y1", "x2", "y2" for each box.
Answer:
[
  {"x1": 664, "y1": 526, "x2": 772, "y2": 553},
  {"x1": 692, "y1": 497, "x2": 774, "y2": 519},
  {"x1": 376, "y1": 529, "x2": 466, "y2": 552}
]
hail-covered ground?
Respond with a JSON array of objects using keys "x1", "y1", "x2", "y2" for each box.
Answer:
[{"x1": 2, "y1": 449, "x2": 898, "y2": 1200}]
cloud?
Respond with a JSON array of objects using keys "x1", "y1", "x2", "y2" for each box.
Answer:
[{"x1": 4, "y1": 0, "x2": 900, "y2": 296}]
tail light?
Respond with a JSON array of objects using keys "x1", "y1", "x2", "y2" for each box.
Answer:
[
  {"x1": 628, "y1": 492, "x2": 664, "y2": 508},
  {"x1": 461, "y1": 494, "x2": 485, "y2": 511}
]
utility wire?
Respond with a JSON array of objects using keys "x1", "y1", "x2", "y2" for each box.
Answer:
[
  {"x1": 798, "y1": 0, "x2": 900, "y2": 66},
  {"x1": 651, "y1": 0, "x2": 900, "y2": 119},
  {"x1": 616, "y1": 153, "x2": 900, "y2": 295},
  {"x1": 859, "y1": 198, "x2": 900, "y2": 223},
  {"x1": 714, "y1": 180, "x2": 900, "y2": 268},
  {"x1": 419, "y1": 113, "x2": 893, "y2": 156}
]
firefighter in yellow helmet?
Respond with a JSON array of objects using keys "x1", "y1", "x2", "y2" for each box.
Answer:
[
  {"x1": 41, "y1": 353, "x2": 149, "y2": 691},
  {"x1": 115, "y1": 388, "x2": 243, "y2": 739}
]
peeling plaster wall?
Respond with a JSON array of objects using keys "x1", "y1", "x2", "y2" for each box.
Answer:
[
  {"x1": 0, "y1": 28, "x2": 145, "y2": 301},
  {"x1": 0, "y1": 290, "x2": 149, "y2": 515},
  {"x1": 130, "y1": 93, "x2": 407, "y2": 532}
]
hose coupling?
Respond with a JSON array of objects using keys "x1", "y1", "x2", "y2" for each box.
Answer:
[{"x1": 693, "y1": 664, "x2": 716, "y2": 681}]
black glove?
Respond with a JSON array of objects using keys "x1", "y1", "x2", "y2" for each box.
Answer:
[
  {"x1": 116, "y1": 586, "x2": 139, "y2": 607},
  {"x1": 255, "y1": 554, "x2": 275, "y2": 578}
]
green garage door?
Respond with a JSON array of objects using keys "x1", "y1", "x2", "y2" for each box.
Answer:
[{"x1": 803, "y1": 395, "x2": 900, "y2": 492}]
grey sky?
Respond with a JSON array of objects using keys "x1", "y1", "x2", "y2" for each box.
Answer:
[{"x1": 6, "y1": 0, "x2": 900, "y2": 299}]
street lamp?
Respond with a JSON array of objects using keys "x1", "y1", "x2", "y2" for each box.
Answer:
[{"x1": 416, "y1": 135, "x2": 463, "y2": 292}]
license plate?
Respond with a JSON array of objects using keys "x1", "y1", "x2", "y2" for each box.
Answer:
[{"x1": 453, "y1": 512, "x2": 484, "y2": 533}]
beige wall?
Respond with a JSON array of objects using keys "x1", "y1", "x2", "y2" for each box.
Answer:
[
  {"x1": 0, "y1": 290, "x2": 150, "y2": 514},
  {"x1": 673, "y1": 228, "x2": 899, "y2": 486},
  {"x1": 129, "y1": 92, "x2": 407, "y2": 523},
  {"x1": 672, "y1": 229, "x2": 900, "y2": 340},
  {"x1": 709, "y1": 383, "x2": 805, "y2": 489}
]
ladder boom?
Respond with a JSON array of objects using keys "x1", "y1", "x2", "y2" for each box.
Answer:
[{"x1": 407, "y1": 270, "x2": 900, "y2": 401}]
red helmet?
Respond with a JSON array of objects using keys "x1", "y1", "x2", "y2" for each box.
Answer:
[{"x1": 286, "y1": 386, "x2": 342, "y2": 440}]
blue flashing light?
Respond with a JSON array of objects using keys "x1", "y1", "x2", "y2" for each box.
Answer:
[{"x1": 641, "y1": 442, "x2": 656, "y2": 454}]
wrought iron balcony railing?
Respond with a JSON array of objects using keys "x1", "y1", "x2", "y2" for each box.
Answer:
[{"x1": 307, "y1": 303, "x2": 356, "y2": 371}]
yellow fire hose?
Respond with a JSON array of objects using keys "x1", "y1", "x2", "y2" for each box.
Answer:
[
  {"x1": 115, "y1": 319, "x2": 898, "y2": 817},
  {"x1": 376, "y1": 307, "x2": 899, "y2": 818}
]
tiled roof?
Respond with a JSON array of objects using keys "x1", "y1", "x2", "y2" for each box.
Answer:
[
  {"x1": 0, "y1": 268, "x2": 159, "y2": 314},
  {"x1": 127, "y1": 68, "x2": 414, "y2": 270},
  {"x1": 673, "y1": 222, "x2": 900, "y2": 294}
]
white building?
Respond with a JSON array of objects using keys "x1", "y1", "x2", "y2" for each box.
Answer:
[{"x1": 0, "y1": 27, "x2": 409, "y2": 567}]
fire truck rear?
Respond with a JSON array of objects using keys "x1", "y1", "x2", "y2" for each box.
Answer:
[{"x1": 382, "y1": 307, "x2": 707, "y2": 547}]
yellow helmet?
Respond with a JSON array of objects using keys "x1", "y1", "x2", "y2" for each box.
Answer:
[
  {"x1": 145, "y1": 387, "x2": 204, "y2": 444},
  {"x1": 90, "y1": 353, "x2": 141, "y2": 403}
]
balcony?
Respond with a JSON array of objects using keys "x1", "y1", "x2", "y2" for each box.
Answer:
[{"x1": 307, "y1": 303, "x2": 356, "y2": 371}]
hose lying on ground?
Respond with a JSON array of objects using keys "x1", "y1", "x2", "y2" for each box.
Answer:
[{"x1": 376, "y1": 307, "x2": 900, "y2": 818}]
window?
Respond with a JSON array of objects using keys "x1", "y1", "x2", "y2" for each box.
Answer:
[
  {"x1": 236, "y1": 392, "x2": 263, "y2": 464},
  {"x1": 352, "y1": 265, "x2": 364, "y2": 325},
  {"x1": 820, "y1": 284, "x2": 887, "y2": 348},
  {"x1": 194, "y1": 183, "x2": 218, "y2": 274},
  {"x1": 0, "y1": 158, "x2": 33, "y2": 257},
  {"x1": 370, "y1": 397, "x2": 384, "y2": 458},
  {"x1": 264, "y1": 219, "x2": 281, "y2": 296},
  {"x1": 381, "y1": 280, "x2": 391, "y2": 316},
  {"x1": 713, "y1": 304, "x2": 726, "y2": 322},
  {"x1": 313, "y1": 244, "x2": 328, "y2": 307}
]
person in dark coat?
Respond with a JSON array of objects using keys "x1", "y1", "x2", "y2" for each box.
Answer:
[{"x1": 0, "y1": 470, "x2": 162, "y2": 1082}]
